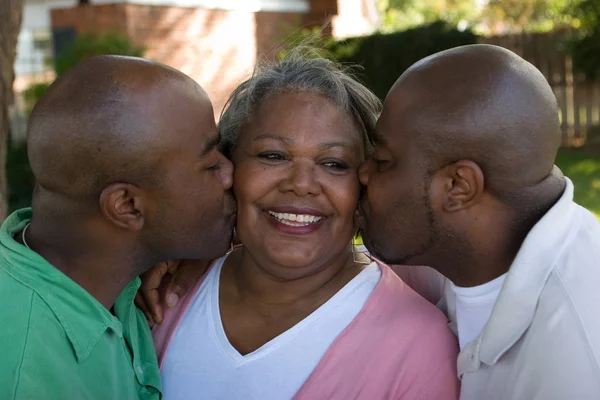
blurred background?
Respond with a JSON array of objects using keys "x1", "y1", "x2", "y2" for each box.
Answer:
[{"x1": 2, "y1": 0, "x2": 599, "y2": 219}]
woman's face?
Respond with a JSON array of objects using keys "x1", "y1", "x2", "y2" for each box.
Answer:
[{"x1": 232, "y1": 92, "x2": 365, "y2": 278}]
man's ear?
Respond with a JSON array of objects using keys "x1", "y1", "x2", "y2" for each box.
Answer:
[
  {"x1": 99, "y1": 183, "x2": 146, "y2": 231},
  {"x1": 433, "y1": 160, "x2": 485, "y2": 213}
]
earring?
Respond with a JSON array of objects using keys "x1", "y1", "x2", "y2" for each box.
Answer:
[{"x1": 352, "y1": 237, "x2": 370, "y2": 265}]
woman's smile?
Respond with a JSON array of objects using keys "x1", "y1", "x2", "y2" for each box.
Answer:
[{"x1": 265, "y1": 206, "x2": 327, "y2": 235}]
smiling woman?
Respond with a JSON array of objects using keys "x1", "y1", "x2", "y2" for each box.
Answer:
[
  {"x1": 231, "y1": 91, "x2": 364, "y2": 275},
  {"x1": 149, "y1": 49, "x2": 460, "y2": 400}
]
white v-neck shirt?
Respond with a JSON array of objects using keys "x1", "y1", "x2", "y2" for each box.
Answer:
[{"x1": 161, "y1": 254, "x2": 381, "y2": 400}]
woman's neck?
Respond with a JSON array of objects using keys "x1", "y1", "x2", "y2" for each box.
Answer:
[
  {"x1": 227, "y1": 247, "x2": 362, "y2": 305},
  {"x1": 218, "y1": 247, "x2": 364, "y2": 355}
]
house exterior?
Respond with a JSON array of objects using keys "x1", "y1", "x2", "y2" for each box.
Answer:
[{"x1": 12, "y1": 0, "x2": 379, "y2": 140}]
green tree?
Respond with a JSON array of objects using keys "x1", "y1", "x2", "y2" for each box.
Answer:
[
  {"x1": 567, "y1": 0, "x2": 600, "y2": 79},
  {"x1": 378, "y1": 0, "x2": 480, "y2": 32},
  {"x1": 566, "y1": 0, "x2": 600, "y2": 33},
  {"x1": 482, "y1": 0, "x2": 576, "y2": 33}
]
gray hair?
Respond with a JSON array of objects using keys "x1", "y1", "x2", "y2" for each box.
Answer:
[{"x1": 218, "y1": 48, "x2": 382, "y2": 158}]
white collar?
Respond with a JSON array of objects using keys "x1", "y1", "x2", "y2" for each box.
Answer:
[{"x1": 458, "y1": 177, "x2": 576, "y2": 375}]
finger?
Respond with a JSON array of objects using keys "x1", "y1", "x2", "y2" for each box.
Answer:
[
  {"x1": 135, "y1": 293, "x2": 155, "y2": 327},
  {"x1": 166, "y1": 260, "x2": 210, "y2": 308},
  {"x1": 134, "y1": 291, "x2": 146, "y2": 311},
  {"x1": 147, "y1": 286, "x2": 164, "y2": 324},
  {"x1": 134, "y1": 292, "x2": 150, "y2": 314},
  {"x1": 140, "y1": 261, "x2": 171, "y2": 291},
  {"x1": 140, "y1": 261, "x2": 172, "y2": 323},
  {"x1": 166, "y1": 259, "x2": 182, "y2": 275},
  {"x1": 135, "y1": 291, "x2": 156, "y2": 324},
  {"x1": 144, "y1": 310, "x2": 155, "y2": 328}
]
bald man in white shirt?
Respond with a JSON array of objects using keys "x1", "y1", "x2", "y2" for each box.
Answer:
[{"x1": 358, "y1": 44, "x2": 600, "y2": 400}]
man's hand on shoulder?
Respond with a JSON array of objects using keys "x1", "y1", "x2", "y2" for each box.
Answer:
[{"x1": 135, "y1": 260, "x2": 210, "y2": 327}]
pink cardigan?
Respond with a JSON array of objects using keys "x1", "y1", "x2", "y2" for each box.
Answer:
[{"x1": 153, "y1": 261, "x2": 460, "y2": 399}]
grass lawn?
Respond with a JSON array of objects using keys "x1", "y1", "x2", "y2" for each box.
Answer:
[{"x1": 555, "y1": 148, "x2": 600, "y2": 220}]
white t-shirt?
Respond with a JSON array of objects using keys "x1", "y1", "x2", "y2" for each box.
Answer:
[
  {"x1": 161, "y1": 254, "x2": 381, "y2": 400},
  {"x1": 449, "y1": 274, "x2": 506, "y2": 349}
]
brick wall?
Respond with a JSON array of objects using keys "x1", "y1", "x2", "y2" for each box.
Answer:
[
  {"x1": 126, "y1": 6, "x2": 259, "y2": 114},
  {"x1": 51, "y1": 4, "x2": 129, "y2": 35},
  {"x1": 50, "y1": 1, "x2": 376, "y2": 116}
]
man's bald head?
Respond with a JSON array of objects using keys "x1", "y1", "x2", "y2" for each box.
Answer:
[
  {"x1": 360, "y1": 45, "x2": 566, "y2": 279},
  {"x1": 385, "y1": 44, "x2": 561, "y2": 201},
  {"x1": 26, "y1": 55, "x2": 236, "y2": 265},
  {"x1": 28, "y1": 55, "x2": 212, "y2": 200}
]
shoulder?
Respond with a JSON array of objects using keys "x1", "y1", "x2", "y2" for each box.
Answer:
[
  {"x1": 354, "y1": 261, "x2": 458, "y2": 359},
  {"x1": 532, "y1": 270, "x2": 600, "y2": 372},
  {"x1": 363, "y1": 262, "x2": 459, "y2": 374},
  {"x1": 302, "y1": 262, "x2": 459, "y2": 399},
  {"x1": 520, "y1": 208, "x2": 600, "y2": 382},
  {"x1": 371, "y1": 263, "x2": 460, "y2": 398},
  {"x1": 554, "y1": 204, "x2": 600, "y2": 273},
  {"x1": 544, "y1": 208, "x2": 600, "y2": 347},
  {"x1": 0, "y1": 277, "x2": 70, "y2": 399},
  {"x1": 152, "y1": 256, "x2": 224, "y2": 365},
  {"x1": 373, "y1": 262, "x2": 452, "y2": 330},
  {"x1": 389, "y1": 263, "x2": 448, "y2": 305}
]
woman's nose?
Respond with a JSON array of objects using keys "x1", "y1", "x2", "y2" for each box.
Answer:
[{"x1": 278, "y1": 160, "x2": 322, "y2": 197}]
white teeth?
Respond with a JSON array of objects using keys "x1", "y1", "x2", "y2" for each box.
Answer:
[{"x1": 267, "y1": 211, "x2": 324, "y2": 226}]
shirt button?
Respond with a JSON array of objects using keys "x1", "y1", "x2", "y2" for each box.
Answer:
[{"x1": 136, "y1": 365, "x2": 144, "y2": 375}]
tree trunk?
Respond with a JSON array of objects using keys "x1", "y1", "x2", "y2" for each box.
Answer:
[{"x1": 0, "y1": 0, "x2": 24, "y2": 220}]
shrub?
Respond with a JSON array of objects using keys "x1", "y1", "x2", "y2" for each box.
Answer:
[
  {"x1": 22, "y1": 32, "x2": 146, "y2": 116},
  {"x1": 566, "y1": 0, "x2": 600, "y2": 80},
  {"x1": 327, "y1": 21, "x2": 478, "y2": 98},
  {"x1": 22, "y1": 82, "x2": 51, "y2": 116},
  {"x1": 54, "y1": 32, "x2": 146, "y2": 76},
  {"x1": 569, "y1": 29, "x2": 600, "y2": 80}
]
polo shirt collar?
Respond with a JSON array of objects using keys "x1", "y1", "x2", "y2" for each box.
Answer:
[
  {"x1": 0, "y1": 209, "x2": 138, "y2": 362},
  {"x1": 458, "y1": 178, "x2": 576, "y2": 375}
]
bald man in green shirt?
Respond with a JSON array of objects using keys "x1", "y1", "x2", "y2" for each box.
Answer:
[{"x1": 0, "y1": 56, "x2": 236, "y2": 399}]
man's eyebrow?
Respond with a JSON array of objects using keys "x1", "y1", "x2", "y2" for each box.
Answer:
[
  {"x1": 253, "y1": 133, "x2": 292, "y2": 144},
  {"x1": 201, "y1": 133, "x2": 222, "y2": 157}
]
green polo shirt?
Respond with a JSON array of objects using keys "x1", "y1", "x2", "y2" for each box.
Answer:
[{"x1": 0, "y1": 209, "x2": 162, "y2": 400}]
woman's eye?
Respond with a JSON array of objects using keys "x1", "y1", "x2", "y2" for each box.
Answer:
[
  {"x1": 322, "y1": 160, "x2": 349, "y2": 170},
  {"x1": 257, "y1": 152, "x2": 286, "y2": 161}
]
